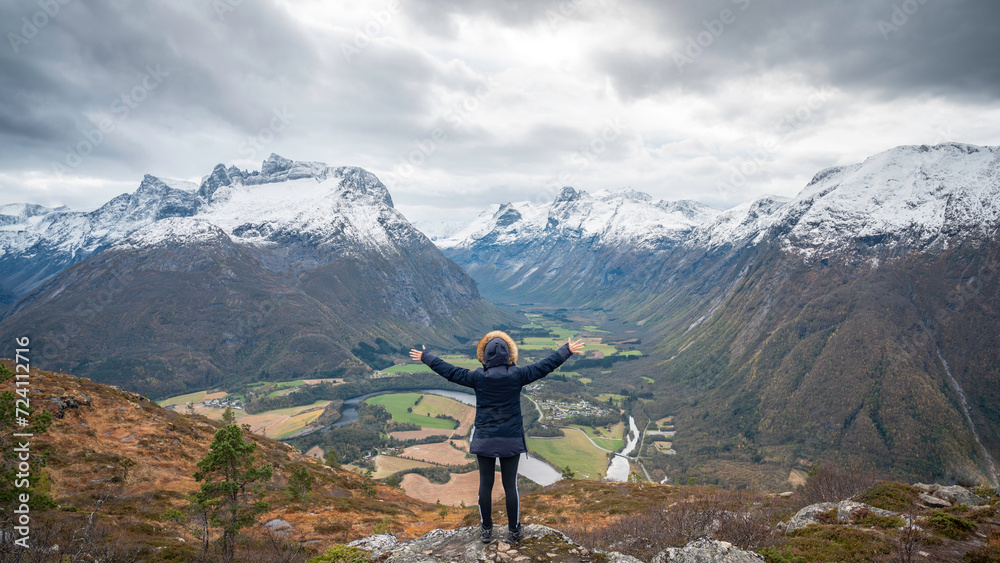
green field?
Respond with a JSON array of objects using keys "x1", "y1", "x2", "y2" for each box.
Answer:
[
  {"x1": 526, "y1": 429, "x2": 609, "y2": 480},
  {"x1": 384, "y1": 356, "x2": 481, "y2": 374},
  {"x1": 569, "y1": 422, "x2": 625, "y2": 451},
  {"x1": 595, "y1": 393, "x2": 628, "y2": 403},
  {"x1": 365, "y1": 393, "x2": 458, "y2": 430}
]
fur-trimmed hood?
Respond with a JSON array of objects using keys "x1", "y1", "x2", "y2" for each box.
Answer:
[{"x1": 477, "y1": 330, "x2": 518, "y2": 366}]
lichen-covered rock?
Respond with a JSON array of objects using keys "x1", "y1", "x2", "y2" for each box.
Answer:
[
  {"x1": 783, "y1": 500, "x2": 916, "y2": 532},
  {"x1": 933, "y1": 485, "x2": 987, "y2": 507},
  {"x1": 346, "y1": 525, "x2": 641, "y2": 563},
  {"x1": 651, "y1": 538, "x2": 764, "y2": 562},
  {"x1": 347, "y1": 533, "x2": 398, "y2": 558},
  {"x1": 783, "y1": 502, "x2": 837, "y2": 532}
]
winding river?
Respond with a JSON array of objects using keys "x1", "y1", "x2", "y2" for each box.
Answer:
[
  {"x1": 332, "y1": 388, "x2": 561, "y2": 486},
  {"x1": 604, "y1": 416, "x2": 640, "y2": 482}
]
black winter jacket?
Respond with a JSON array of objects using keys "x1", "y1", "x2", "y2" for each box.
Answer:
[{"x1": 421, "y1": 339, "x2": 572, "y2": 458}]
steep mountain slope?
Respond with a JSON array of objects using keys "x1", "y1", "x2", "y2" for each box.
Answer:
[
  {"x1": 439, "y1": 187, "x2": 718, "y2": 302},
  {"x1": 0, "y1": 155, "x2": 518, "y2": 398},
  {"x1": 440, "y1": 143, "x2": 1000, "y2": 486},
  {"x1": 0, "y1": 360, "x2": 468, "y2": 561}
]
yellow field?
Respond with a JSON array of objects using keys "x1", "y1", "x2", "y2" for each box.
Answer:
[
  {"x1": 157, "y1": 390, "x2": 227, "y2": 407},
  {"x1": 401, "y1": 471, "x2": 503, "y2": 507},
  {"x1": 401, "y1": 441, "x2": 473, "y2": 466},
  {"x1": 234, "y1": 400, "x2": 331, "y2": 439},
  {"x1": 372, "y1": 455, "x2": 439, "y2": 479}
]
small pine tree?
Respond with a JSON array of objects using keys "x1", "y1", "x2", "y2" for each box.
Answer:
[
  {"x1": 221, "y1": 405, "x2": 236, "y2": 424},
  {"x1": 561, "y1": 465, "x2": 575, "y2": 480},
  {"x1": 192, "y1": 424, "x2": 273, "y2": 560},
  {"x1": 325, "y1": 448, "x2": 341, "y2": 469},
  {"x1": 287, "y1": 465, "x2": 314, "y2": 502}
]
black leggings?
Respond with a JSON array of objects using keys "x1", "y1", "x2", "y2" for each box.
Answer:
[{"x1": 477, "y1": 454, "x2": 520, "y2": 530}]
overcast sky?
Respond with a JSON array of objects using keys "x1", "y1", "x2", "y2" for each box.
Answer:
[{"x1": 2, "y1": 0, "x2": 999, "y2": 226}]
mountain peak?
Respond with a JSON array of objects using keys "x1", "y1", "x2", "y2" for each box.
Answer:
[
  {"x1": 554, "y1": 186, "x2": 582, "y2": 204},
  {"x1": 261, "y1": 153, "x2": 294, "y2": 176},
  {"x1": 594, "y1": 187, "x2": 653, "y2": 203}
]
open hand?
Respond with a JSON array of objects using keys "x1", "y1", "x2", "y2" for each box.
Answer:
[
  {"x1": 568, "y1": 338, "x2": 585, "y2": 355},
  {"x1": 409, "y1": 345, "x2": 426, "y2": 361}
]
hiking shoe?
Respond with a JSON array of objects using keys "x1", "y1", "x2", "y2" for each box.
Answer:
[
  {"x1": 508, "y1": 524, "x2": 522, "y2": 543},
  {"x1": 480, "y1": 524, "x2": 493, "y2": 543}
]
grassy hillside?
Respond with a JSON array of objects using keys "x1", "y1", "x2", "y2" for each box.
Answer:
[{"x1": 0, "y1": 360, "x2": 473, "y2": 561}]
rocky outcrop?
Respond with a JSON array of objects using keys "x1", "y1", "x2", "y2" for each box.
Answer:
[
  {"x1": 783, "y1": 500, "x2": 917, "y2": 532},
  {"x1": 931, "y1": 485, "x2": 988, "y2": 507},
  {"x1": 346, "y1": 525, "x2": 642, "y2": 563},
  {"x1": 651, "y1": 539, "x2": 764, "y2": 563}
]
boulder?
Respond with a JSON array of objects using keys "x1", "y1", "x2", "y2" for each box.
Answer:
[
  {"x1": 345, "y1": 524, "x2": 642, "y2": 563},
  {"x1": 933, "y1": 485, "x2": 987, "y2": 507},
  {"x1": 783, "y1": 502, "x2": 837, "y2": 532},
  {"x1": 347, "y1": 533, "x2": 398, "y2": 558},
  {"x1": 912, "y1": 483, "x2": 938, "y2": 493},
  {"x1": 783, "y1": 500, "x2": 916, "y2": 532},
  {"x1": 918, "y1": 493, "x2": 951, "y2": 508},
  {"x1": 652, "y1": 538, "x2": 765, "y2": 563}
]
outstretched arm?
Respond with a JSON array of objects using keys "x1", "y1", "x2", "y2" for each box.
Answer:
[
  {"x1": 518, "y1": 338, "x2": 585, "y2": 386},
  {"x1": 410, "y1": 345, "x2": 478, "y2": 388}
]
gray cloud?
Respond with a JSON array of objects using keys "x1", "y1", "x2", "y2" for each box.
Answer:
[
  {"x1": 595, "y1": 0, "x2": 1000, "y2": 101},
  {"x1": 0, "y1": 0, "x2": 998, "y2": 221}
]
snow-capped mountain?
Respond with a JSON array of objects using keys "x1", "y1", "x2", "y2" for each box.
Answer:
[
  {"x1": 440, "y1": 186, "x2": 719, "y2": 251},
  {"x1": 438, "y1": 186, "x2": 719, "y2": 302},
  {"x1": 688, "y1": 143, "x2": 1000, "y2": 258},
  {"x1": 0, "y1": 154, "x2": 518, "y2": 397},
  {"x1": 442, "y1": 143, "x2": 1000, "y2": 303}
]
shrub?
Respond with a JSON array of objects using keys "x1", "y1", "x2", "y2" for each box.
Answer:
[
  {"x1": 928, "y1": 510, "x2": 976, "y2": 540},
  {"x1": 855, "y1": 481, "x2": 918, "y2": 512},
  {"x1": 307, "y1": 544, "x2": 371, "y2": 563},
  {"x1": 800, "y1": 462, "x2": 877, "y2": 506}
]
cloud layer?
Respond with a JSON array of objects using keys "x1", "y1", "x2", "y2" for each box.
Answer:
[{"x1": 1, "y1": 0, "x2": 998, "y2": 222}]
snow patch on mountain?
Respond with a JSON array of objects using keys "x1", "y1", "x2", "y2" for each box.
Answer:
[{"x1": 115, "y1": 217, "x2": 231, "y2": 249}]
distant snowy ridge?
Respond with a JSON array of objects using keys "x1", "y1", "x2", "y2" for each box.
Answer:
[
  {"x1": 445, "y1": 143, "x2": 1000, "y2": 261},
  {"x1": 439, "y1": 186, "x2": 719, "y2": 251}
]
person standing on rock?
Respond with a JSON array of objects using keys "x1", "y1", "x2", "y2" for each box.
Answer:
[{"x1": 410, "y1": 330, "x2": 585, "y2": 543}]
